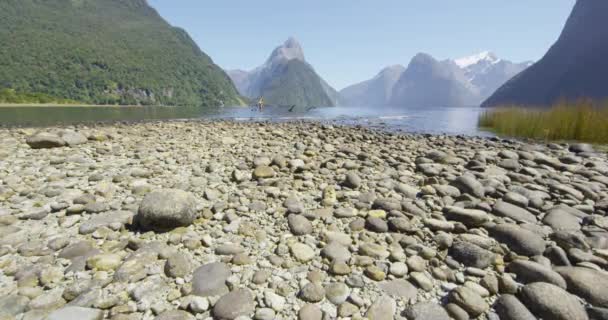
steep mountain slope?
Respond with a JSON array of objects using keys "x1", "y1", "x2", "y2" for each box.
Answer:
[
  {"x1": 0, "y1": 0, "x2": 241, "y2": 107},
  {"x1": 389, "y1": 54, "x2": 479, "y2": 108},
  {"x1": 340, "y1": 65, "x2": 405, "y2": 107},
  {"x1": 482, "y1": 0, "x2": 608, "y2": 107},
  {"x1": 227, "y1": 38, "x2": 338, "y2": 107}
]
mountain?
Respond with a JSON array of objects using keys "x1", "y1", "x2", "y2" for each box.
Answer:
[
  {"x1": 340, "y1": 65, "x2": 405, "y2": 107},
  {"x1": 389, "y1": 53, "x2": 479, "y2": 108},
  {"x1": 482, "y1": 0, "x2": 608, "y2": 107},
  {"x1": 341, "y1": 51, "x2": 530, "y2": 108},
  {"x1": 0, "y1": 0, "x2": 242, "y2": 107},
  {"x1": 227, "y1": 38, "x2": 338, "y2": 107},
  {"x1": 455, "y1": 51, "x2": 533, "y2": 99}
]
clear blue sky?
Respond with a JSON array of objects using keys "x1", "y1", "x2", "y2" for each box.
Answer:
[{"x1": 148, "y1": 0, "x2": 575, "y2": 90}]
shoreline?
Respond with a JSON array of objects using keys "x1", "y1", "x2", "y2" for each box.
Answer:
[
  {"x1": 0, "y1": 103, "x2": 163, "y2": 108},
  {"x1": 1, "y1": 120, "x2": 606, "y2": 319}
]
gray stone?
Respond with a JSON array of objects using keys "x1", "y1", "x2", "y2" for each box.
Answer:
[
  {"x1": 61, "y1": 131, "x2": 88, "y2": 146},
  {"x1": 493, "y1": 295, "x2": 536, "y2": 320},
  {"x1": 47, "y1": 307, "x2": 103, "y2": 320},
  {"x1": 556, "y1": 267, "x2": 608, "y2": 308},
  {"x1": 379, "y1": 279, "x2": 418, "y2": 299},
  {"x1": 154, "y1": 310, "x2": 195, "y2": 320},
  {"x1": 493, "y1": 200, "x2": 537, "y2": 223},
  {"x1": 449, "y1": 241, "x2": 495, "y2": 269},
  {"x1": 325, "y1": 282, "x2": 350, "y2": 305},
  {"x1": 366, "y1": 217, "x2": 389, "y2": 233},
  {"x1": 443, "y1": 206, "x2": 489, "y2": 227},
  {"x1": 448, "y1": 286, "x2": 489, "y2": 317},
  {"x1": 213, "y1": 289, "x2": 255, "y2": 320},
  {"x1": 288, "y1": 214, "x2": 313, "y2": 235},
  {"x1": 321, "y1": 242, "x2": 351, "y2": 262},
  {"x1": 79, "y1": 211, "x2": 133, "y2": 235},
  {"x1": 136, "y1": 189, "x2": 197, "y2": 231},
  {"x1": 343, "y1": 172, "x2": 362, "y2": 189},
  {"x1": 165, "y1": 253, "x2": 192, "y2": 278},
  {"x1": 451, "y1": 175, "x2": 484, "y2": 198},
  {"x1": 489, "y1": 223, "x2": 546, "y2": 256},
  {"x1": 26, "y1": 132, "x2": 66, "y2": 149},
  {"x1": 519, "y1": 282, "x2": 588, "y2": 320},
  {"x1": 543, "y1": 206, "x2": 582, "y2": 231},
  {"x1": 366, "y1": 296, "x2": 396, "y2": 320},
  {"x1": 300, "y1": 283, "x2": 325, "y2": 303},
  {"x1": 298, "y1": 304, "x2": 322, "y2": 320},
  {"x1": 192, "y1": 262, "x2": 231, "y2": 297},
  {"x1": 403, "y1": 302, "x2": 451, "y2": 320},
  {"x1": 507, "y1": 260, "x2": 567, "y2": 288},
  {"x1": 0, "y1": 295, "x2": 29, "y2": 316}
]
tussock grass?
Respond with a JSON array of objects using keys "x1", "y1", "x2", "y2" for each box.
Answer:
[{"x1": 478, "y1": 100, "x2": 608, "y2": 144}]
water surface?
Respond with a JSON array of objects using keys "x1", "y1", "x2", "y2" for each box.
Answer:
[{"x1": 0, "y1": 105, "x2": 491, "y2": 136}]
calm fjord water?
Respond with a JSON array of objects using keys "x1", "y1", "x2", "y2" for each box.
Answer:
[{"x1": 0, "y1": 106, "x2": 491, "y2": 136}]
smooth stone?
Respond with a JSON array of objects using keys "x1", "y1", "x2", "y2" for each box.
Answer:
[
  {"x1": 154, "y1": 310, "x2": 196, "y2": 320},
  {"x1": 79, "y1": 211, "x2": 133, "y2": 235},
  {"x1": 365, "y1": 296, "x2": 396, "y2": 320},
  {"x1": 0, "y1": 295, "x2": 29, "y2": 316},
  {"x1": 449, "y1": 241, "x2": 495, "y2": 269},
  {"x1": 444, "y1": 206, "x2": 489, "y2": 227},
  {"x1": 165, "y1": 253, "x2": 192, "y2": 278},
  {"x1": 26, "y1": 132, "x2": 66, "y2": 149},
  {"x1": 403, "y1": 302, "x2": 451, "y2": 320},
  {"x1": 212, "y1": 289, "x2": 255, "y2": 320},
  {"x1": 493, "y1": 200, "x2": 537, "y2": 223},
  {"x1": 136, "y1": 189, "x2": 197, "y2": 231},
  {"x1": 489, "y1": 223, "x2": 546, "y2": 256},
  {"x1": 290, "y1": 243, "x2": 316, "y2": 262},
  {"x1": 448, "y1": 286, "x2": 489, "y2": 317},
  {"x1": 47, "y1": 307, "x2": 103, "y2": 320},
  {"x1": 288, "y1": 214, "x2": 313, "y2": 235},
  {"x1": 518, "y1": 282, "x2": 588, "y2": 320},
  {"x1": 298, "y1": 304, "x2": 322, "y2": 320},
  {"x1": 192, "y1": 262, "x2": 231, "y2": 297},
  {"x1": 493, "y1": 294, "x2": 536, "y2": 320},
  {"x1": 379, "y1": 279, "x2": 418, "y2": 299},
  {"x1": 325, "y1": 283, "x2": 350, "y2": 305},
  {"x1": 300, "y1": 283, "x2": 325, "y2": 303},
  {"x1": 556, "y1": 266, "x2": 608, "y2": 308},
  {"x1": 321, "y1": 242, "x2": 351, "y2": 262},
  {"x1": 451, "y1": 175, "x2": 485, "y2": 198},
  {"x1": 507, "y1": 260, "x2": 567, "y2": 288}
]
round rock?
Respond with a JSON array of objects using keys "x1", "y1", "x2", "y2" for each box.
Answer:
[{"x1": 137, "y1": 189, "x2": 197, "y2": 231}]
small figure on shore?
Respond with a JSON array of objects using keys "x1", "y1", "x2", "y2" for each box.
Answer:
[{"x1": 257, "y1": 96, "x2": 265, "y2": 112}]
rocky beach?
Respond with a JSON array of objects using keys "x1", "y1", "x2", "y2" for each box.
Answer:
[{"x1": 1, "y1": 120, "x2": 608, "y2": 320}]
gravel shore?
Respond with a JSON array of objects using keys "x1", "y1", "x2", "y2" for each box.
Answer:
[{"x1": 1, "y1": 120, "x2": 607, "y2": 320}]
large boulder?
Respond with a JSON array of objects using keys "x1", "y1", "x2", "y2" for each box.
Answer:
[
  {"x1": 26, "y1": 132, "x2": 66, "y2": 149},
  {"x1": 136, "y1": 189, "x2": 197, "y2": 231}
]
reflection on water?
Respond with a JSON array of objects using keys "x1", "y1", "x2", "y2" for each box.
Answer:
[{"x1": 0, "y1": 105, "x2": 492, "y2": 136}]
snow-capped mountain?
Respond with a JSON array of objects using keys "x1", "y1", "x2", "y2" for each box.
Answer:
[
  {"x1": 226, "y1": 37, "x2": 338, "y2": 107},
  {"x1": 341, "y1": 51, "x2": 531, "y2": 108}
]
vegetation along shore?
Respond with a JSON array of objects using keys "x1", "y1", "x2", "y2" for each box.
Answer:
[{"x1": 479, "y1": 101, "x2": 608, "y2": 144}]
